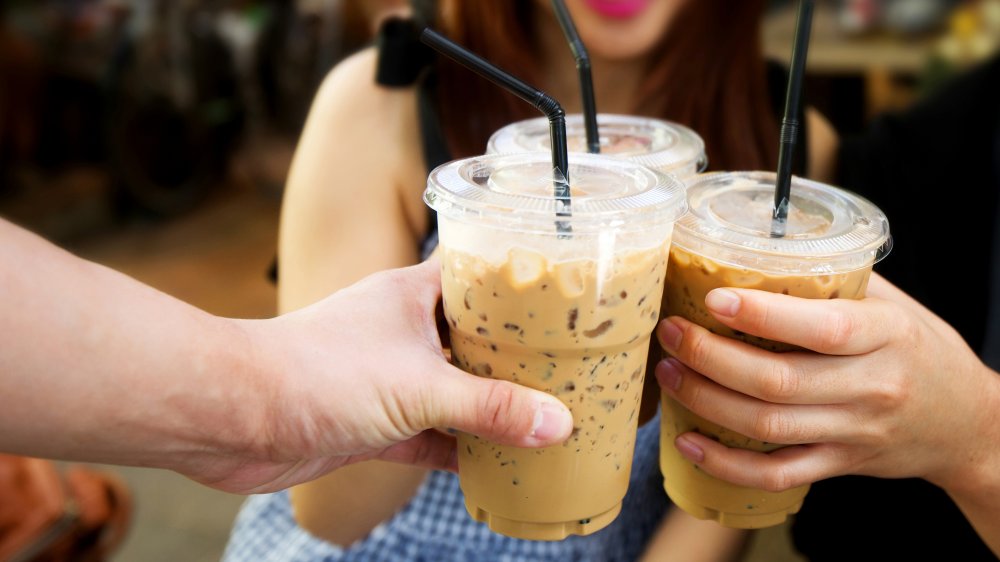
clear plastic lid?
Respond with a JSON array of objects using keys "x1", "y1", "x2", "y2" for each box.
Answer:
[
  {"x1": 425, "y1": 152, "x2": 688, "y2": 235},
  {"x1": 486, "y1": 114, "x2": 708, "y2": 174},
  {"x1": 674, "y1": 171, "x2": 892, "y2": 274}
]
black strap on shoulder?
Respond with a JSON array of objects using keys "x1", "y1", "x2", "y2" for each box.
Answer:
[
  {"x1": 372, "y1": 15, "x2": 449, "y2": 258},
  {"x1": 374, "y1": 13, "x2": 453, "y2": 258},
  {"x1": 375, "y1": 17, "x2": 433, "y2": 87},
  {"x1": 372, "y1": 15, "x2": 451, "y2": 172}
]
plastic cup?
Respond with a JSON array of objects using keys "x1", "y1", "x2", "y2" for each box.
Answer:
[
  {"x1": 657, "y1": 171, "x2": 891, "y2": 528},
  {"x1": 425, "y1": 152, "x2": 687, "y2": 540},
  {"x1": 486, "y1": 113, "x2": 708, "y2": 178}
]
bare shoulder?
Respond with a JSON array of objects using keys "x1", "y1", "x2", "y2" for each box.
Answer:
[
  {"x1": 278, "y1": 47, "x2": 426, "y2": 309},
  {"x1": 806, "y1": 108, "x2": 839, "y2": 183},
  {"x1": 286, "y1": 46, "x2": 424, "y2": 210},
  {"x1": 306, "y1": 48, "x2": 419, "y2": 155}
]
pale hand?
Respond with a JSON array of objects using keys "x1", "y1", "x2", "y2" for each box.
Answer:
[
  {"x1": 655, "y1": 273, "x2": 1000, "y2": 500},
  {"x1": 181, "y1": 259, "x2": 574, "y2": 494}
]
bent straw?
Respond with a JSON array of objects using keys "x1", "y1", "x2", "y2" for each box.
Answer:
[
  {"x1": 420, "y1": 28, "x2": 571, "y2": 233},
  {"x1": 772, "y1": 0, "x2": 815, "y2": 238},
  {"x1": 551, "y1": 0, "x2": 599, "y2": 153}
]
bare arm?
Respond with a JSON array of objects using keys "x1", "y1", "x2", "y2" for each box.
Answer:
[
  {"x1": 0, "y1": 218, "x2": 263, "y2": 471},
  {"x1": 657, "y1": 274, "x2": 1000, "y2": 556},
  {"x1": 640, "y1": 509, "x2": 749, "y2": 562},
  {"x1": 0, "y1": 220, "x2": 572, "y2": 491},
  {"x1": 949, "y1": 486, "x2": 1000, "y2": 558}
]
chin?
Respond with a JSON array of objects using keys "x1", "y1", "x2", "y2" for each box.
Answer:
[
  {"x1": 569, "y1": 0, "x2": 682, "y2": 61},
  {"x1": 583, "y1": 30, "x2": 662, "y2": 61}
]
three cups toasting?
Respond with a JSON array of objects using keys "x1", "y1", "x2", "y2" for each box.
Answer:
[{"x1": 420, "y1": 0, "x2": 889, "y2": 540}]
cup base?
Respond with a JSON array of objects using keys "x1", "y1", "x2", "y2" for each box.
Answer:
[
  {"x1": 464, "y1": 499, "x2": 622, "y2": 541},
  {"x1": 664, "y1": 485, "x2": 803, "y2": 529}
]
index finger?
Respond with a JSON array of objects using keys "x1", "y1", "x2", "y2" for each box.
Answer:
[{"x1": 703, "y1": 287, "x2": 898, "y2": 355}]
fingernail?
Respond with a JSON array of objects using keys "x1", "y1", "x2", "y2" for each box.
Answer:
[
  {"x1": 706, "y1": 289, "x2": 740, "y2": 317},
  {"x1": 656, "y1": 358, "x2": 682, "y2": 391},
  {"x1": 658, "y1": 318, "x2": 683, "y2": 352},
  {"x1": 675, "y1": 435, "x2": 705, "y2": 463},
  {"x1": 530, "y1": 401, "x2": 571, "y2": 441}
]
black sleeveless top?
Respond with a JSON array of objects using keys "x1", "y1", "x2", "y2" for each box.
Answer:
[{"x1": 792, "y1": 54, "x2": 1000, "y2": 562}]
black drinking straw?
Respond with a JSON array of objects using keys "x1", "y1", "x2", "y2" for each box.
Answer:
[
  {"x1": 420, "y1": 28, "x2": 572, "y2": 233},
  {"x1": 551, "y1": 0, "x2": 600, "y2": 154},
  {"x1": 771, "y1": 0, "x2": 815, "y2": 238}
]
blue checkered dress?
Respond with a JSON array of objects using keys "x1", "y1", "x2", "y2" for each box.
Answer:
[{"x1": 223, "y1": 412, "x2": 669, "y2": 561}]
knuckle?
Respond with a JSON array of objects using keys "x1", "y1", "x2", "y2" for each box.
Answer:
[
  {"x1": 761, "y1": 361, "x2": 800, "y2": 402},
  {"x1": 684, "y1": 328, "x2": 712, "y2": 371},
  {"x1": 390, "y1": 380, "x2": 424, "y2": 433},
  {"x1": 817, "y1": 309, "x2": 854, "y2": 350},
  {"x1": 895, "y1": 311, "x2": 921, "y2": 343},
  {"x1": 868, "y1": 373, "x2": 910, "y2": 411},
  {"x1": 760, "y1": 466, "x2": 795, "y2": 493},
  {"x1": 751, "y1": 405, "x2": 792, "y2": 443},
  {"x1": 864, "y1": 422, "x2": 894, "y2": 449},
  {"x1": 748, "y1": 299, "x2": 773, "y2": 331},
  {"x1": 478, "y1": 383, "x2": 520, "y2": 440},
  {"x1": 846, "y1": 409, "x2": 884, "y2": 447},
  {"x1": 683, "y1": 376, "x2": 704, "y2": 412}
]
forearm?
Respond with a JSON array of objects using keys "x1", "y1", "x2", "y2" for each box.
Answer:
[
  {"x1": 640, "y1": 508, "x2": 750, "y2": 562},
  {"x1": 940, "y1": 366, "x2": 1000, "y2": 557},
  {"x1": 948, "y1": 492, "x2": 1000, "y2": 557},
  {"x1": 290, "y1": 463, "x2": 428, "y2": 545},
  {"x1": 0, "y1": 220, "x2": 264, "y2": 470}
]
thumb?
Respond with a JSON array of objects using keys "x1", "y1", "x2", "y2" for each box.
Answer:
[{"x1": 422, "y1": 367, "x2": 574, "y2": 448}]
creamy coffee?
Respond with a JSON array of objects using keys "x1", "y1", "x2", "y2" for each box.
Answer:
[
  {"x1": 444, "y1": 244, "x2": 668, "y2": 539},
  {"x1": 656, "y1": 171, "x2": 891, "y2": 529},
  {"x1": 425, "y1": 152, "x2": 687, "y2": 540}
]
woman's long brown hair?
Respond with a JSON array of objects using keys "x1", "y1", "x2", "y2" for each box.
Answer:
[{"x1": 432, "y1": 0, "x2": 778, "y2": 171}]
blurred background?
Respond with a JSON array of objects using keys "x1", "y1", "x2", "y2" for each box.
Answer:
[{"x1": 1, "y1": 0, "x2": 997, "y2": 560}]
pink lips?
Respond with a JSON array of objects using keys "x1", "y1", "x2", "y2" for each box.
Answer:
[{"x1": 582, "y1": 0, "x2": 651, "y2": 19}]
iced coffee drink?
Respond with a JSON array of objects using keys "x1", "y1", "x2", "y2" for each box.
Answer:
[
  {"x1": 487, "y1": 114, "x2": 707, "y2": 178},
  {"x1": 658, "y1": 171, "x2": 891, "y2": 528},
  {"x1": 425, "y1": 152, "x2": 687, "y2": 540}
]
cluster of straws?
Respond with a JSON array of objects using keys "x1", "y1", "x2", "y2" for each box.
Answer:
[{"x1": 420, "y1": 0, "x2": 816, "y2": 238}]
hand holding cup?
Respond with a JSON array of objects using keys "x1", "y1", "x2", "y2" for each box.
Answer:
[{"x1": 657, "y1": 273, "x2": 1000, "y2": 503}]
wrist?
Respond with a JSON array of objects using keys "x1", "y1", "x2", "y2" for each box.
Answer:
[
  {"x1": 157, "y1": 315, "x2": 278, "y2": 475},
  {"x1": 204, "y1": 316, "x2": 280, "y2": 458},
  {"x1": 934, "y1": 365, "x2": 1000, "y2": 504}
]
